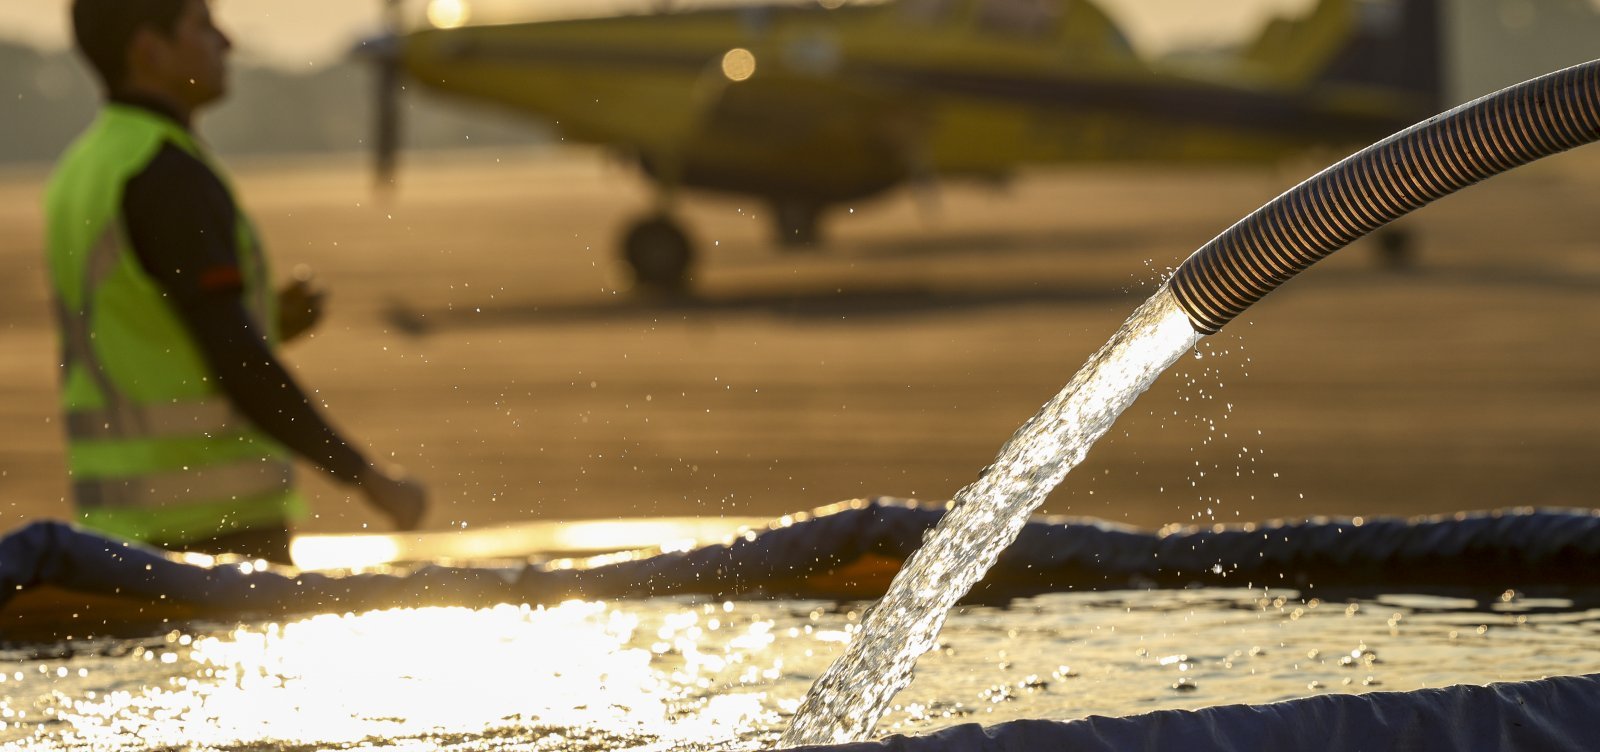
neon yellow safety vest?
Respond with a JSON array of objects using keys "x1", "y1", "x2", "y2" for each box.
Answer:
[{"x1": 43, "y1": 103, "x2": 306, "y2": 545}]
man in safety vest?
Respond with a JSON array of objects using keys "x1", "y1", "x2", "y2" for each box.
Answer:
[{"x1": 44, "y1": 0, "x2": 428, "y2": 563}]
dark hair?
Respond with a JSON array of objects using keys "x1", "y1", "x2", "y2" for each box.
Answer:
[{"x1": 71, "y1": 0, "x2": 190, "y2": 91}]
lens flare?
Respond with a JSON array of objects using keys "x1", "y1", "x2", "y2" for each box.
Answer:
[
  {"x1": 427, "y1": 0, "x2": 472, "y2": 29},
  {"x1": 721, "y1": 48, "x2": 758, "y2": 82}
]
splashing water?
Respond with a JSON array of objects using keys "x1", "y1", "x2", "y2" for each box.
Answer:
[{"x1": 779, "y1": 286, "x2": 1201, "y2": 747}]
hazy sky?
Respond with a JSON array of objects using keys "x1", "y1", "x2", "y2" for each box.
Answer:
[
  {"x1": 0, "y1": 0, "x2": 1321, "y2": 68},
  {"x1": 0, "y1": 0, "x2": 387, "y2": 66}
]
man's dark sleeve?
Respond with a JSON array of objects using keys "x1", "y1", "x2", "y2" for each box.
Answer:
[{"x1": 121, "y1": 143, "x2": 369, "y2": 484}]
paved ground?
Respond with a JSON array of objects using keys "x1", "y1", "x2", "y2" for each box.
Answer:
[{"x1": 1, "y1": 144, "x2": 1597, "y2": 536}]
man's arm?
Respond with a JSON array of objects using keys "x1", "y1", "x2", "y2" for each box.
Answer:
[
  {"x1": 122, "y1": 143, "x2": 424, "y2": 529},
  {"x1": 175, "y1": 295, "x2": 369, "y2": 483},
  {"x1": 175, "y1": 295, "x2": 424, "y2": 530}
]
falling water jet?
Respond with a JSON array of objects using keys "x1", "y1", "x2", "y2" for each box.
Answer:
[
  {"x1": 779, "y1": 290, "x2": 1198, "y2": 746},
  {"x1": 779, "y1": 59, "x2": 1600, "y2": 748}
]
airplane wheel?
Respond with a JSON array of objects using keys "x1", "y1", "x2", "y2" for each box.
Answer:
[
  {"x1": 772, "y1": 200, "x2": 823, "y2": 249},
  {"x1": 623, "y1": 216, "x2": 694, "y2": 290},
  {"x1": 1374, "y1": 227, "x2": 1415, "y2": 270}
]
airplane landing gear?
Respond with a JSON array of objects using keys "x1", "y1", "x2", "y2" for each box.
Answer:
[
  {"x1": 622, "y1": 215, "x2": 694, "y2": 291},
  {"x1": 772, "y1": 200, "x2": 823, "y2": 249},
  {"x1": 1374, "y1": 226, "x2": 1415, "y2": 269}
]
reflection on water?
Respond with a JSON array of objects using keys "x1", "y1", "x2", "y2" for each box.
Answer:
[{"x1": 3, "y1": 589, "x2": 1596, "y2": 751}]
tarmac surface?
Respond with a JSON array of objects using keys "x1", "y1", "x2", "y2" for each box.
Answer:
[{"x1": 0, "y1": 145, "x2": 1597, "y2": 536}]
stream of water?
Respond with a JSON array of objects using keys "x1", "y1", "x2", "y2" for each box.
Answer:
[{"x1": 779, "y1": 286, "x2": 1202, "y2": 746}]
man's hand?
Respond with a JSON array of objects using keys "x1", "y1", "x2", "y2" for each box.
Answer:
[
  {"x1": 358, "y1": 464, "x2": 428, "y2": 531},
  {"x1": 277, "y1": 265, "x2": 326, "y2": 344}
]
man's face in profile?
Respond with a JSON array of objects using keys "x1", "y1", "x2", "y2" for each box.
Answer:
[{"x1": 156, "y1": 0, "x2": 233, "y2": 109}]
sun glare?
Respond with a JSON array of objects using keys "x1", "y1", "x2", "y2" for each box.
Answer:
[
  {"x1": 289, "y1": 534, "x2": 400, "y2": 570},
  {"x1": 426, "y1": 0, "x2": 472, "y2": 29},
  {"x1": 36, "y1": 602, "x2": 786, "y2": 749},
  {"x1": 721, "y1": 48, "x2": 758, "y2": 81}
]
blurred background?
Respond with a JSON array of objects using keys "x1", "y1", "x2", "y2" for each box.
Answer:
[{"x1": 0, "y1": 0, "x2": 1597, "y2": 537}]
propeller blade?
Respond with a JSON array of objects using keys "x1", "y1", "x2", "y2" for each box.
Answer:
[
  {"x1": 359, "y1": 0, "x2": 404, "y2": 191},
  {"x1": 375, "y1": 51, "x2": 401, "y2": 190}
]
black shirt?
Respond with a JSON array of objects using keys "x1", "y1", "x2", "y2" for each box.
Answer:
[{"x1": 116, "y1": 95, "x2": 368, "y2": 485}]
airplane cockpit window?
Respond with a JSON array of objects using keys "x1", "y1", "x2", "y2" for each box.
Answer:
[{"x1": 975, "y1": 0, "x2": 1063, "y2": 38}]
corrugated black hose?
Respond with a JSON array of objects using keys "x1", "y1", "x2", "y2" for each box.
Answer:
[{"x1": 1169, "y1": 59, "x2": 1600, "y2": 334}]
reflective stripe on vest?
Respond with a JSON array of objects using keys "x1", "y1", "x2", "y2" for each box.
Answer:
[
  {"x1": 74, "y1": 457, "x2": 293, "y2": 510},
  {"x1": 66, "y1": 398, "x2": 244, "y2": 441},
  {"x1": 52, "y1": 225, "x2": 125, "y2": 430}
]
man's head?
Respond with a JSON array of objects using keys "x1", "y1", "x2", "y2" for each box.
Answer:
[{"x1": 72, "y1": 0, "x2": 232, "y2": 113}]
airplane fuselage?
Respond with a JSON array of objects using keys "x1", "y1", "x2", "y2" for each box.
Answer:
[{"x1": 398, "y1": 0, "x2": 1432, "y2": 207}]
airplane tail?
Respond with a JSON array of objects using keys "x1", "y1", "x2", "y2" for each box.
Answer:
[
  {"x1": 1241, "y1": 0, "x2": 1600, "y2": 112},
  {"x1": 1238, "y1": 0, "x2": 1444, "y2": 113}
]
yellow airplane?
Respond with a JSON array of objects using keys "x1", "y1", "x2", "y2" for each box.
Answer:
[{"x1": 361, "y1": 0, "x2": 1445, "y2": 289}]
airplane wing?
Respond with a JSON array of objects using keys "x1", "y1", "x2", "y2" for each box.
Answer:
[
  {"x1": 674, "y1": 67, "x2": 926, "y2": 201},
  {"x1": 401, "y1": 16, "x2": 724, "y2": 154}
]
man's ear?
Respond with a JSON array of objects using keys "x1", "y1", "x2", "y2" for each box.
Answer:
[{"x1": 124, "y1": 25, "x2": 171, "y2": 83}]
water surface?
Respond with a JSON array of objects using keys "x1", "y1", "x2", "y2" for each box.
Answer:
[{"x1": 4, "y1": 587, "x2": 1591, "y2": 750}]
